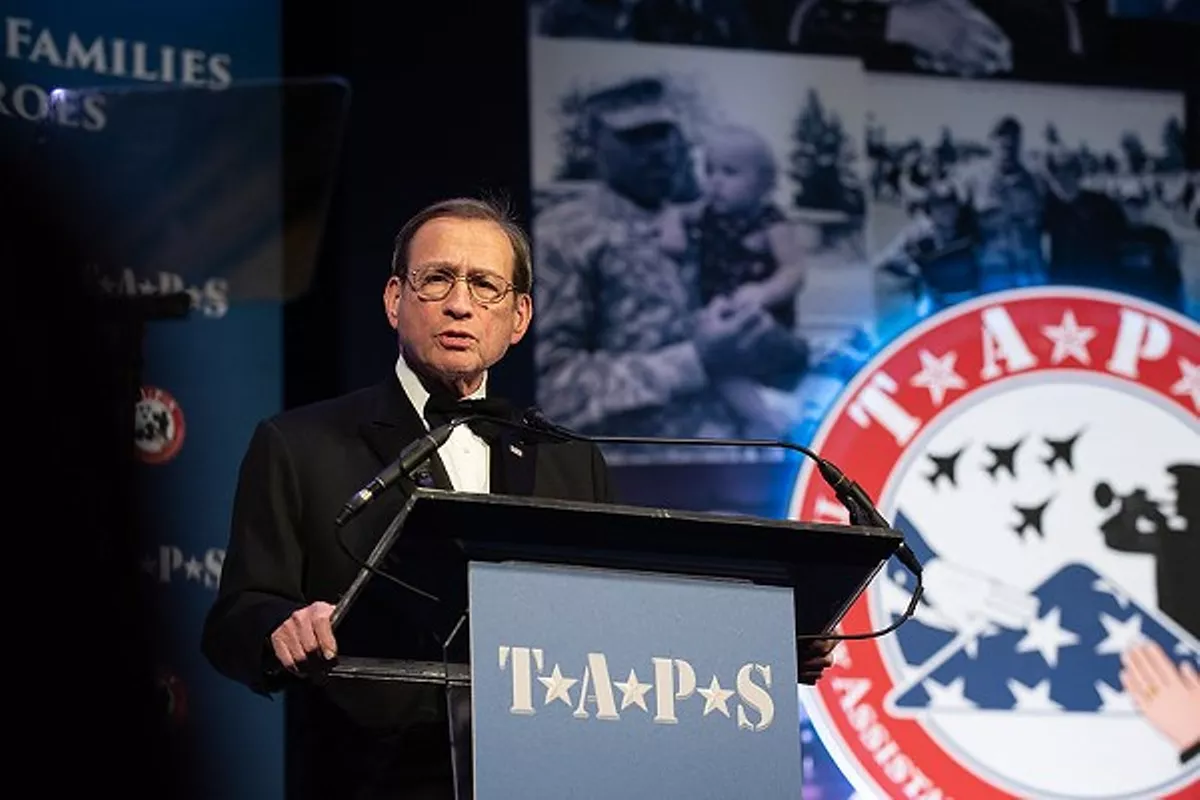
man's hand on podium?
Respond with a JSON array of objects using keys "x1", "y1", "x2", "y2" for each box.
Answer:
[
  {"x1": 798, "y1": 639, "x2": 837, "y2": 685},
  {"x1": 270, "y1": 601, "x2": 338, "y2": 672}
]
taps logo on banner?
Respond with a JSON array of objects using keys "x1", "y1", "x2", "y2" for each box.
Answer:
[
  {"x1": 135, "y1": 386, "x2": 186, "y2": 464},
  {"x1": 497, "y1": 646, "x2": 777, "y2": 731},
  {"x1": 141, "y1": 545, "x2": 224, "y2": 589},
  {"x1": 790, "y1": 287, "x2": 1200, "y2": 800}
]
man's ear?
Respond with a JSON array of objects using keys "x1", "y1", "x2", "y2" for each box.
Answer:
[
  {"x1": 383, "y1": 275, "x2": 403, "y2": 330},
  {"x1": 510, "y1": 292, "x2": 533, "y2": 345}
]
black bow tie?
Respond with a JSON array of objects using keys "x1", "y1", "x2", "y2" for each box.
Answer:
[{"x1": 423, "y1": 395, "x2": 514, "y2": 439}]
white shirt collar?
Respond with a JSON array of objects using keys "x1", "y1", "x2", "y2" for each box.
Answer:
[{"x1": 394, "y1": 352, "x2": 487, "y2": 429}]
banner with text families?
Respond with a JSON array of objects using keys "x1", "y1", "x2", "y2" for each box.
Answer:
[{"x1": 2, "y1": 3, "x2": 286, "y2": 798}]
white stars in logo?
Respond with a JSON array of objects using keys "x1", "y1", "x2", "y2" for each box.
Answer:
[
  {"x1": 140, "y1": 546, "x2": 223, "y2": 589},
  {"x1": 1094, "y1": 613, "x2": 1146, "y2": 656},
  {"x1": 182, "y1": 556, "x2": 204, "y2": 580},
  {"x1": 922, "y1": 676, "x2": 976, "y2": 710},
  {"x1": 499, "y1": 648, "x2": 777, "y2": 730},
  {"x1": 1093, "y1": 680, "x2": 1135, "y2": 713},
  {"x1": 1041, "y1": 309, "x2": 1097, "y2": 365},
  {"x1": 696, "y1": 676, "x2": 735, "y2": 717},
  {"x1": 909, "y1": 349, "x2": 967, "y2": 406},
  {"x1": 787, "y1": 288, "x2": 1200, "y2": 797},
  {"x1": 538, "y1": 665, "x2": 578, "y2": 706},
  {"x1": 613, "y1": 669, "x2": 653, "y2": 712},
  {"x1": 1174, "y1": 639, "x2": 1200, "y2": 662},
  {"x1": 1016, "y1": 606, "x2": 1081, "y2": 668},
  {"x1": 1169, "y1": 356, "x2": 1200, "y2": 411},
  {"x1": 1006, "y1": 678, "x2": 1062, "y2": 712}
]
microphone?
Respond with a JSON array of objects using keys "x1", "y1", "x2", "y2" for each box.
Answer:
[
  {"x1": 334, "y1": 400, "x2": 556, "y2": 529},
  {"x1": 330, "y1": 404, "x2": 578, "y2": 607},
  {"x1": 521, "y1": 407, "x2": 887, "y2": 526},
  {"x1": 520, "y1": 407, "x2": 924, "y2": 641},
  {"x1": 334, "y1": 422, "x2": 458, "y2": 528}
]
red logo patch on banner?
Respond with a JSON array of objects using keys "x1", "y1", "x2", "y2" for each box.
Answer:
[
  {"x1": 156, "y1": 669, "x2": 189, "y2": 725},
  {"x1": 790, "y1": 287, "x2": 1200, "y2": 799},
  {"x1": 135, "y1": 386, "x2": 186, "y2": 465}
]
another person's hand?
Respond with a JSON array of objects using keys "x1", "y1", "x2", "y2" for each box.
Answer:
[
  {"x1": 740, "y1": 315, "x2": 810, "y2": 384},
  {"x1": 270, "y1": 601, "x2": 338, "y2": 671},
  {"x1": 1120, "y1": 641, "x2": 1200, "y2": 755},
  {"x1": 729, "y1": 282, "x2": 771, "y2": 311},
  {"x1": 886, "y1": 0, "x2": 1012, "y2": 77},
  {"x1": 765, "y1": 219, "x2": 817, "y2": 268},
  {"x1": 799, "y1": 639, "x2": 838, "y2": 685},
  {"x1": 696, "y1": 296, "x2": 810, "y2": 383},
  {"x1": 694, "y1": 295, "x2": 774, "y2": 378}
]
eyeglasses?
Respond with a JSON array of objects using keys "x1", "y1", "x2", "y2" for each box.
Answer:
[{"x1": 406, "y1": 267, "x2": 516, "y2": 305}]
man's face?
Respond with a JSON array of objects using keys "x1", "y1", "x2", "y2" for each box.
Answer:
[
  {"x1": 1121, "y1": 196, "x2": 1149, "y2": 225},
  {"x1": 992, "y1": 131, "x2": 1020, "y2": 165},
  {"x1": 1057, "y1": 163, "x2": 1082, "y2": 200},
  {"x1": 595, "y1": 120, "x2": 683, "y2": 207},
  {"x1": 383, "y1": 217, "x2": 532, "y2": 394}
]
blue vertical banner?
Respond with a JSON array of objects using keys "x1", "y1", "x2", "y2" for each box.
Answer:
[{"x1": 1, "y1": 3, "x2": 284, "y2": 799}]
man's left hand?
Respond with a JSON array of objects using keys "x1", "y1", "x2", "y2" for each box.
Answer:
[{"x1": 799, "y1": 639, "x2": 838, "y2": 685}]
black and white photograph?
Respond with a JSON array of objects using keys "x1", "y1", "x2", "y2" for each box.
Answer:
[
  {"x1": 861, "y1": 74, "x2": 1196, "y2": 335},
  {"x1": 527, "y1": 0, "x2": 1115, "y2": 82},
  {"x1": 528, "y1": 37, "x2": 872, "y2": 464}
]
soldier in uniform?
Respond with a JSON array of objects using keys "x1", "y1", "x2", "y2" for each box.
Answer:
[
  {"x1": 956, "y1": 116, "x2": 1048, "y2": 292},
  {"x1": 1096, "y1": 464, "x2": 1200, "y2": 642},
  {"x1": 873, "y1": 180, "x2": 981, "y2": 315},
  {"x1": 533, "y1": 77, "x2": 807, "y2": 454}
]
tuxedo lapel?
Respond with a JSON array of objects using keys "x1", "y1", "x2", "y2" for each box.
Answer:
[
  {"x1": 490, "y1": 429, "x2": 537, "y2": 497},
  {"x1": 357, "y1": 375, "x2": 541, "y2": 495},
  {"x1": 358, "y1": 378, "x2": 453, "y2": 490}
]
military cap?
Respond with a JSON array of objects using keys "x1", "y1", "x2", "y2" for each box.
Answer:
[{"x1": 583, "y1": 76, "x2": 679, "y2": 132}]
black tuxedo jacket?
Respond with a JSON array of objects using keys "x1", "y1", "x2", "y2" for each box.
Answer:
[{"x1": 201, "y1": 375, "x2": 613, "y2": 798}]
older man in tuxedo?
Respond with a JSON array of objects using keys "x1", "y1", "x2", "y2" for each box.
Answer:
[{"x1": 202, "y1": 197, "x2": 835, "y2": 799}]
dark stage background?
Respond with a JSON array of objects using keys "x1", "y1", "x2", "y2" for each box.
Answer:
[{"x1": 8, "y1": 1, "x2": 1197, "y2": 797}]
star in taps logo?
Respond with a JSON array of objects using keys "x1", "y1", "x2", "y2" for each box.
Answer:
[
  {"x1": 497, "y1": 646, "x2": 777, "y2": 731},
  {"x1": 141, "y1": 544, "x2": 224, "y2": 589},
  {"x1": 790, "y1": 287, "x2": 1200, "y2": 800}
]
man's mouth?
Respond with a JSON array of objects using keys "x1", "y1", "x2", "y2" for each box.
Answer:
[{"x1": 437, "y1": 331, "x2": 475, "y2": 348}]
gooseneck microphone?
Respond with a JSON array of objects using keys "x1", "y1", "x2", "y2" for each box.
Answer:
[
  {"x1": 330, "y1": 419, "x2": 466, "y2": 604},
  {"x1": 331, "y1": 407, "x2": 546, "y2": 605},
  {"x1": 519, "y1": 407, "x2": 924, "y2": 642},
  {"x1": 334, "y1": 423, "x2": 457, "y2": 528},
  {"x1": 330, "y1": 401, "x2": 923, "y2": 642},
  {"x1": 333, "y1": 397, "x2": 523, "y2": 528}
]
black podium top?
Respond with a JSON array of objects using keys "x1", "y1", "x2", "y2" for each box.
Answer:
[{"x1": 332, "y1": 489, "x2": 902, "y2": 665}]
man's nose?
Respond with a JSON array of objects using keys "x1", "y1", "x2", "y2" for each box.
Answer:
[{"x1": 442, "y1": 279, "x2": 474, "y2": 316}]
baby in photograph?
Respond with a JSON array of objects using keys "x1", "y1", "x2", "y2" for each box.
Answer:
[{"x1": 674, "y1": 123, "x2": 811, "y2": 437}]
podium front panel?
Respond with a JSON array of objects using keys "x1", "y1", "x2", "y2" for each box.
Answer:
[{"x1": 468, "y1": 561, "x2": 803, "y2": 799}]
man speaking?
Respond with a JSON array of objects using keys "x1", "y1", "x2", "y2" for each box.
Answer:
[{"x1": 201, "y1": 196, "x2": 835, "y2": 799}]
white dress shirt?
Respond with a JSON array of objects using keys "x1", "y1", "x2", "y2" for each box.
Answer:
[{"x1": 394, "y1": 354, "x2": 490, "y2": 494}]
